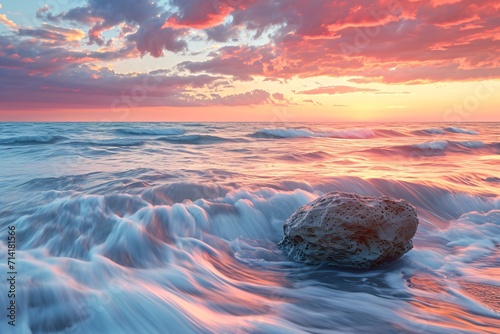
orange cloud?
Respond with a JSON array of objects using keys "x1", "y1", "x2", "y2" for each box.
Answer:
[
  {"x1": 0, "y1": 13, "x2": 16, "y2": 28},
  {"x1": 299, "y1": 86, "x2": 379, "y2": 94}
]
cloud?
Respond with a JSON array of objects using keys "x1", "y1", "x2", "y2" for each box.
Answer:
[
  {"x1": 128, "y1": 16, "x2": 188, "y2": 57},
  {"x1": 17, "y1": 25, "x2": 85, "y2": 42},
  {"x1": 0, "y1": 35, "x2": 135, "y2": 75},
  {"x1": 41, "y1": 24, "x2": 85, "y2": 41},
  {"x1": 188, "y1": 89, "x2": 272, "y2": 106},
  {"x1": 298, "y1": 85, "x2": 379, "y2": 95},
  {"x1": 179, "y1": 45, "x2": 276, "y2": 81},
  {"x1": 272, "y1": 93, "x2": 285, "y2": 100},
  {"x1": 177, "y1": 0, "x2": 500, "y2": 83},
  {"x1": 167, "y1": 0, "x2": 237, "y2": 29},
  {"x1": 45, "y1": 0, "x2": 164, "y2": 46},
  {"x1": 0, "y1": 14, "x2": 16, "y2": 28},
  {"x1": 205, "y1": 23, "x2": 240, "y2": 42},
  {"x1": 0, "y1": 35, "x2": 277, "y2": 109},
  {"x1": 39, "y1": 0, "x2": 499, "y2": 82},
  {"x1": 1, "y1": 0, "x2": 499, "y2": 113}
]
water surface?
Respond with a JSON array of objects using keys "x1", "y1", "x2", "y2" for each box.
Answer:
[{"x1": 0, "y1": 122, "x2": 499, "y2": 333}]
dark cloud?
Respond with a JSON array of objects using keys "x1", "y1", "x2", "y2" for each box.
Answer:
[
  {"x1": 205, "y1": 24, "x2": 240, "y2": 42},
  {"x1": 167, "y1": 0, "x2": 234, "y2": 28},
  {"x1": 128, "y1": 16, "x2": 188, "y2": 57},
  {"x1": 18, "y1": 28, "x2": 67, "y2": 41}
]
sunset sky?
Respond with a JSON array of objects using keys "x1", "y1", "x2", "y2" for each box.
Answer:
[{"x1": 0, "y1": 0, "x2": 498, "y2": 122}]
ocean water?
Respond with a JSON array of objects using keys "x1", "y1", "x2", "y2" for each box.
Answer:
[{"x1": 0, "y1": 122, "x2": 499, "y2": 333}]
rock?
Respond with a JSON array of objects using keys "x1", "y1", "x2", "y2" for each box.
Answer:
[{"x1": 278, "y1": 192, "x2": 419, "y2": 268}]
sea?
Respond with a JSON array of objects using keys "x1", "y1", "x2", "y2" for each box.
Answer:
[{"x1": 0, "y1": 122, "x2": 499, "y2": 333}]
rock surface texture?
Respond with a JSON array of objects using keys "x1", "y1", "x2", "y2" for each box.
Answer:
[{"x1": 278, "y1": 192, "x2": 419, "y2": 268}]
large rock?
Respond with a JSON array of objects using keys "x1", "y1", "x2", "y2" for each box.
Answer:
[{"x1": 278, "y1": 192, "x2": 419, "y2": 268}]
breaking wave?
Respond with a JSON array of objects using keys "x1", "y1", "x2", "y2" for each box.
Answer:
[{"x1": 1, "y1": 177, "x2": 499, "y2": 333}]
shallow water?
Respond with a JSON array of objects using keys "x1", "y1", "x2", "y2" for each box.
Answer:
[{"x1": 0, "y1": 122, "x2": 499, "y2": 333}]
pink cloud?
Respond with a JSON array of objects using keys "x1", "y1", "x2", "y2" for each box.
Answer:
[
  {"x1": 298, "y1": 85, "x2": 379, "y2": 94},
  {"x1": 179, "y1": 0, "x2": 500, "y2": 83},
  {"x1": 1, "y1": 0, "x2": 499, "y2": 113}
]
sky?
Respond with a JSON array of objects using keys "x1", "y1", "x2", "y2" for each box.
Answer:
[{"x1": 0, "y1": 0, "x2": 498, "y2": 122}]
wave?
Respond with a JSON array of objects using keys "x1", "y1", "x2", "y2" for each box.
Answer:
[
  {"x1": 414, "y1": 127, "x2": 479, "y2": 136},
  {"x1": 373, "y1": 129, "x2": 407, "y2": 137},
  {"x1": 420, "y1": 128, "x2": 446, "y2": 135},
  {"x1": 367, "y1": 140, "x2": 494, "y2": 157},
  {"x1": 414, "y1": 140, "x2": 448, "y2": 150},
  {"x1": 71, "y1": 139, "x2": 145, "y2": 147},
  {"x1": 250, "y1": 128, "x2": 376, "y2": 139},
  {"x1": 277, "y1": 151, "x2": 332, "y2": 162},
  {"x1": 444, "y1": 126, "x2": 478, "y2": 135},
  {"x1": 485, "y1": 177, "x2": 500, "y2": 183},
  {"x1": 11, "y1": 178, "x2": 497, "y2": 263},
  {"x1": 250, "y1": 128, "x2": 316, "y2": 138},
  {"x1": 3, "y1": 176, "x2": 499, "y2": 333},
  {"x1": 158, "y1": 134, "x2": 240, "y2": 145},
  {"x1": 117, "y1": 128, "x2": 186, "y2": 136},
  {"x1": 453, "y1": 140, "x2": 485, "y2": 148},
  {"x1": 0, "y1": 135, "x2": 68, "y2": 145}
]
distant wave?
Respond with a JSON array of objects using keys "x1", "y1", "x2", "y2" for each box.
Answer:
[
  {"x1": 117, "y1": 128, "x2": 186, "y2": 136},
  {"x1": 373, "y1": 129, "x2": 407, "y2": 137},
  {"x1": 411, "y1": 140, "x2": 490, "y2": 153},
  {"x1": 414, "y1": 140, "x2": 449, "y2": 150},
  {"x1": 367, "y1": 140, "x2": 493, "y2": 156},
  {"x1": 329, "y1": 129, "x2": 376, "y2": 139},
  {"x1": 278, "y1": 151, "x2": 332, "y2": 162},
  {"x1": 453, "y1": 141, "x2": 485, "y2": 148},
  {"x1": 485, "y1": 177, "x2": 500, "y2": 183},
  {"x1": 250, "y1": 128, "x2": 316, "y2": 138},
  {"x1": 72, "y1": 139, "x2": 145, "y2": 147},
  {"x1": 414, "y1": 128, "x2": 446, "y2": 135},
  {"x1": 414, "y1": 127, "x2": 478, "y2": 136},
  {"x1": 444, "y1": 127, "x2": 478, "y2": 135},
  {"x1": 158, "y1": 134, "x2": 240, "y2": 145},
  {"x1": 0, "y1": 135, "x2": 68, "y2": 145},
  {"x1": 250, "y1": 128, "x2": 376, "y2": 139}
]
